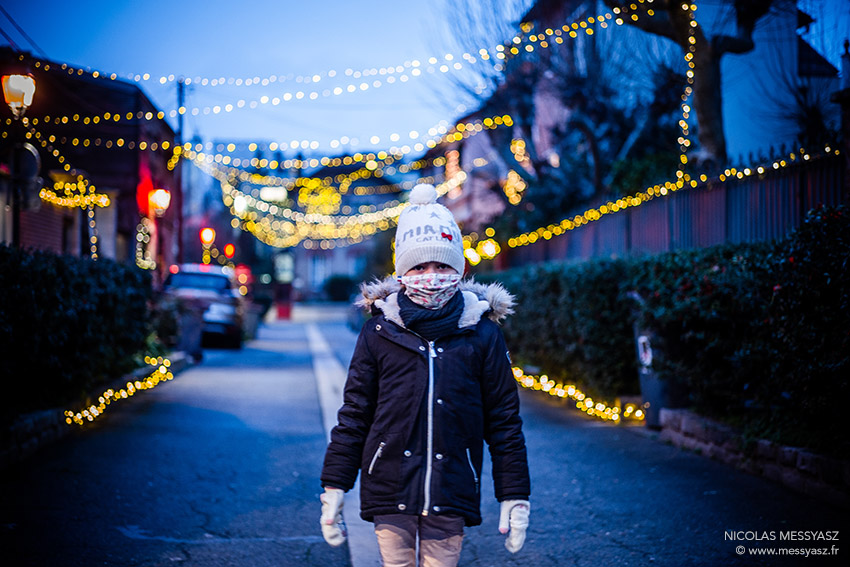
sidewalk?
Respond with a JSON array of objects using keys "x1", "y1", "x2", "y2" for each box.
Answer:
[{"x1": 308, "y1": 320, "x2": 381, "y2": 567}]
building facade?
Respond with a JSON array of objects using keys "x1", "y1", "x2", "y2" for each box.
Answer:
[{"x1": 1, "y1": 47, "x2": 179, "y2": 282}]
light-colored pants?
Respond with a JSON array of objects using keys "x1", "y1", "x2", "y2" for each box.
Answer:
[{"x1": 374, "y1": 514, "x2": 465, "y2": 567}]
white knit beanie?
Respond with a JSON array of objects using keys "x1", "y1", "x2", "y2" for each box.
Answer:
[{"x1": 394, "y1": 184, "x2": 465, "y2": 276}]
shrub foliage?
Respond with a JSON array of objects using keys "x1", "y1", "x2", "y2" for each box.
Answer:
[
  {"x1": 485, "y1": 205, "x2": 849, "y2": 456},
  {"x1": 0, "y1": 246, "x2": 152, "y2": 418}
]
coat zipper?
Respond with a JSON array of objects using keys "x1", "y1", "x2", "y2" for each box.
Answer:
[
  {"x1": 368, "y1": 441, "x2": 385, "y2": 475},
  {"x1": 466, "y1": 448, "x2": 479, "y2": 493},
  {"x1": 422, "y1": 340, "x2": 437, "y2": 516}
]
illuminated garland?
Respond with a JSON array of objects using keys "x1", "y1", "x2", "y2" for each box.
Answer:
[
  {"x1": 498, "y1": 146, "x2": 841, "y2": 253},
  {"x1": 65, "y1": 356, "x2": 173, "y2": 425},
  {"x1": 135, "y1": 218, "x2": 156, "y2": 270},
  {"x1": 676, "y1": 2, "x2": 697, "y2": 175},
  {"x1": 173, "y1": 112, "x2": 516, "y2": 239},
  {"x1": 38, "y1": 184, "x2": 110, "y2": 208},
  {"x1": 502, "y1": 170, "x2": 528, "y2": 205},
  {"x1": 21, "y1": 4, "x2": 629, "y2": 138},
  {"x1": 512, "y1": 366, "x2": 645, "y2": 422},
  {"x1": 25, "y1": 57, "x2": 478, "y2": 129},
  {"x1": 26, "y1": 125, "x2": 112, "y2": 209},
  {"x1": 479, "y1": 2, "x2": 841, "y2": 260},
  {"x1": 171, "y1": 112, "x2": 510, "y2": 242},
  {"x1": 228, "y1": 172, "x2": 467, "y2": 248},
  {"x1": 20, "y1": 123, "x2": 173, "y2": 154},
  {"x1": 201, "y1": 243, "x2": 236, "y2": 271},
  {"x1": 25, "y1": 108, "x2": 167, "y2": 127},
  {"x1": 17, "y1": 4, "x2": 617, "y2": 94},
  {"x1": 170, "y1": 112, "x2": 515, "y2": 189},
  {"x1": 138, "y1": 54, "x2": 489, "y2": 87},
  {"x1": 86, "y1": 206, "x2": 99, "y2": 260}
]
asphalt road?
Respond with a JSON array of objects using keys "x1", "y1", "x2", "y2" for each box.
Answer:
[{"x1": 1, "y1": 306, "x2": 847, "y2": 566}]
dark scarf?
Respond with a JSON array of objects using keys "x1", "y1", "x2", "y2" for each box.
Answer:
[{"x1": 398, "y1": 288, "x2": 464, "y2": 341}]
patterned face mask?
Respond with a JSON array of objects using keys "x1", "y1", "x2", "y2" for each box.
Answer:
[{"x1": 400, "y1": 273, "x2": 462, "y2": 309}]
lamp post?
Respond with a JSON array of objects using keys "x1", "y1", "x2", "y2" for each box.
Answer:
[
  {"x1": 149, "y1": 188, "x2": 171, "y2": 275},
  {"x1": 2, "y1": 72, "x2": 36, "y2": 247}
]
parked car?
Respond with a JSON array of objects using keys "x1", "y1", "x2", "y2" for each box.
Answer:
[{"x1": 163, "y1": 264, "x2": 246, "y2": 349}]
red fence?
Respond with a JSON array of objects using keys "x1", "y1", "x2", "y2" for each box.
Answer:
[{"x1": 501, "y1": 153, "x2": 846, "y2": 267}]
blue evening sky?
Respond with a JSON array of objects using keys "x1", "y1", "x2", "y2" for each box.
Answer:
[
  {"x1": 2, "y1": 1, "x2": 846, "y2": 156},
  {"x1": 1, "y1": 0, "x2": 494, "y2": 153}
]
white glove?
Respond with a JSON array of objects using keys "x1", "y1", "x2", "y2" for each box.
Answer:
[
  {"x1": 320, "y1": 487, "x2": 347, "y2": 547},
  {"x1": 498, "y1": 499, "x2": 530, "y2": 553}
]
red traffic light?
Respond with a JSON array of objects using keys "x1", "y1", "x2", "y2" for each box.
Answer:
[{"x1": 223, "y1": 243, "x2": 235, "y2": 258}]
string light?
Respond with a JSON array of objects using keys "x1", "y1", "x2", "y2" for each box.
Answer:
[
  {"x1": 38, "y1": 186, "x2": 110, "y2": 208},
  {"x1": 463, "y1": 232, "x2": 502, "y2": 266},
  {"x1": 133, "y1": 53, "x2": 491, "y2": 87},
  {"x1": 511, "y1": 366, "x2": 645, "y2": 422},
  {"x1": 678, "y1": 2, "x2": 697, "y2": 177},
  {"x1": 168, "y1": 111, "x2": 513, "y2": 244},
  {"x1": 204, "y1": 242, "x2": 236, "y2": 269},
  {"x1": 20, "y1": 125, "x2": 173, "y2": 154},
  {"x1": 64, "y1": 356, "x2": 173, "y2": 426},
  {"x1": 502, "y1": 170, "x2": 528, "y2": 205},
  {"x1": 498, "y1": 146, "x2": 840, "y2": 256},
  {"x1": 135, "y1": 218, "x2": 156, "y2": 270},
  {"x1": 87, "y1": 205, "x2": 99, "y2": 260},
  {"x1": 18, "y1": 6, "x2": 613, "y2": 95},
  {"x1": 26, "y1": 125, "x2": 111, "y2": 209},
  {"x1": 166, "y1": 112, "x2": 514, "y2": 186},
  {"x1": 223, "y1": 172, "x2": 467, "y2": 248},
  {"x1": 23, "y1": 59, "x2": 476, "y2": 131},
  {"x1": 20, "y1": 5, "x2": 627, "y2": 144}
]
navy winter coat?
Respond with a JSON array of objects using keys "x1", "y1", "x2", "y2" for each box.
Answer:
[{"x1": 321, "y1": 279, "x2": 530, "y2": 527}]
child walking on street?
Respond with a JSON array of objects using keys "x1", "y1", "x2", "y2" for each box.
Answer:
[{"x1": 319, "y1": 184, "x2": 531, "y2": 567}]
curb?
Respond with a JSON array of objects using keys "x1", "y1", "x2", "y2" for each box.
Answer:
[
  {"x1": 0, "y1": 352, "x2": 193, "y2": 470},
  {"x1": 658, "y1": 408, "x2": 850, "y2": 509}
]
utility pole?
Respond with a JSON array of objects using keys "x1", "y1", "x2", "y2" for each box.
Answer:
[{"x1": 175, "y1": 77, "x2": 185, "y2": 262}]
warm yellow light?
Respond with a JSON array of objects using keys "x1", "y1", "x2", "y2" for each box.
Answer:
[
  {"x1": 199, "y1": 227, "x2": 216, "y2": 246},
  {"x1": 149, "y1": 189, "x2": 171, "y2": 216},
  {"x1": 2, "y1": 73, "x2": 36, "y2": 118}
]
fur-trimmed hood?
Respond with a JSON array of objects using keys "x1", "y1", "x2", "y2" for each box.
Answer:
[{"x1": 356, "y1": 276, "x2": 514, "y2": 329}]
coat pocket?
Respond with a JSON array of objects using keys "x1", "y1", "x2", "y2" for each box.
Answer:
[
  {"x1": 368, "y1": 441, "x2": 386, "y2": 475},
  {"x1": 466, "y1": 448, "x2": 479, "y2": 494},
  {"x1": 361, "y1": 434, "x2": 401, "y2": 501}
]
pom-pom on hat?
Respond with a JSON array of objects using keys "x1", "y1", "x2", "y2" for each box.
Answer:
[{"x1": 394, "y1": 184, "x2": 465, "y2": 276}]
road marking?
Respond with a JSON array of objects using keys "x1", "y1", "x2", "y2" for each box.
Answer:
[{"x1": 308, "y1": 323, "x2": 381, "y2": 567}]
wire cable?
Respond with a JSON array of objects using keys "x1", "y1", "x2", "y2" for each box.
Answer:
[{"x1": 0, "y1": 5, "x2": 47, "y2": 57}]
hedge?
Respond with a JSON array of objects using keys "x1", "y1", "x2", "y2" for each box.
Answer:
[
  {"x1": 484, "y1": 204, "x2": 849, "y2": 457},
  {"x1": 490, "y1": 259, "x2": 638, "y2": 400},
  {"x1": 0, "y1": 245, "x2": 153, "y2": 420}
]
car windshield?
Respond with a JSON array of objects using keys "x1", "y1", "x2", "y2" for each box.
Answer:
[{"x1": 165, "y1": 273, "x2": 231, "y2": 291}]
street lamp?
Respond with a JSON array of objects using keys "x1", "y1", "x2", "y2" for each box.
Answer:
[
  {"x1": 199, "y1": 227, "x2": 215, "y2": 246},
  {"x1": 2, "y1": 72, "x2": 37, "y2": 247},
  {"x1": 149, "y1": 188, "x2": 171, "y2": 217},
  {"x1": 2, "y1": 73, "x2": 36, "y2": 119},
  {"x1": 199, "y1": 227, "x2": 215, "y2": 264}
]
